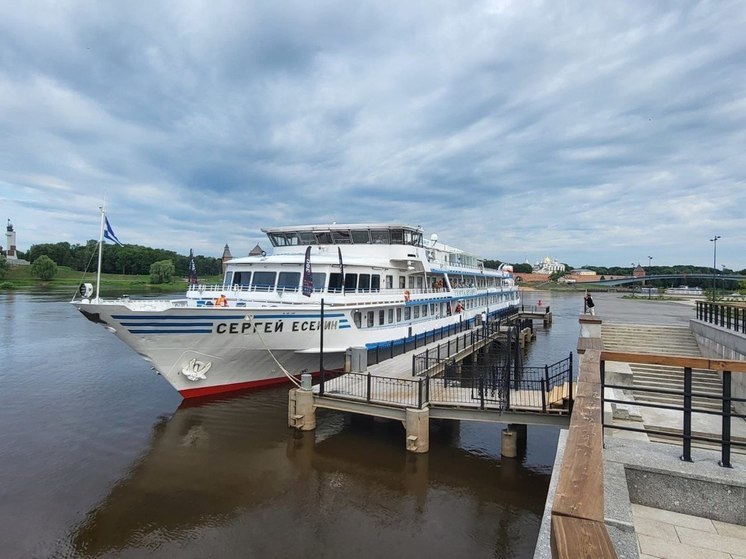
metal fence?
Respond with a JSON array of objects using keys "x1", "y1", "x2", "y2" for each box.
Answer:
[
  {"x1": 319, "y1": 351, "x2": 574, "y2": 413},
  {"x1": 320, "y1": 371, "x2": 426, "y2": 408},
  {"x1": 367, "y1": 306, "x2": 519, "y2": 368},
  {"x1": 696, "y1": 301, "x2": 746, "y2": 334},
  {"x1": 601, "y1": 356, "x2": 746, "y2": 467}
]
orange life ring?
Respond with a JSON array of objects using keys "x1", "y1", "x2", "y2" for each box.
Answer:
[{"x1": 404, "y1": 290, "x2": 411, "y2": 302}]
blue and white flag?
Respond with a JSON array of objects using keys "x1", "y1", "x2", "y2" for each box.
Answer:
[
  {"x1": 103, "y1": 216, "x2": 123, "y2": 246},
  {"x1": 301, "y1": 246, "x2": 313, "y2": 297}
]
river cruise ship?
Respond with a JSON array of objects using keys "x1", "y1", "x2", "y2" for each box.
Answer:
[{"x1": 74, "y1": 223, "x2": 519, "y2": 398}]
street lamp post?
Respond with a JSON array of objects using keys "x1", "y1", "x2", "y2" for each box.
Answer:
[
  {"x1": 647, "y1": 256, "x2": 653, "y2": 299},
  {"x1": 722, "y1": 265, "x2": 727, "y2": 296},
  {"x1": 710, "y1": 236, "x2": 721, "y2": 301}
]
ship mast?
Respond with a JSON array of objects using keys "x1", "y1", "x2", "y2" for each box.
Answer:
[{"x1": 95, "y1": 206, "x2": 105, "y2": 302}]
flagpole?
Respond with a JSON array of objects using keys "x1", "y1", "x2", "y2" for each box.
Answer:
[{"x1": 95, "y1": 206, "x2": 105, "y2": 302}]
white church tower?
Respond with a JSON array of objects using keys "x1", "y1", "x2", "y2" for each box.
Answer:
[{"x1": 5, "y1": 219, "x2": 18, "y2": 260}]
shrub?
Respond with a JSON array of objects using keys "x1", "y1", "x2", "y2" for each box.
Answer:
[
  {"x1": 149, "y1": 259, "x2": 175, "y2": 284},
  {"x1": 31, "y1": 255, "x2": 58, "y2": 281}
]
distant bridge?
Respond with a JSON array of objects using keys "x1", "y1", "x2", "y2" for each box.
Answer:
[{"x1": 581, "y1": 274, "x2": 746, "y2": 286}]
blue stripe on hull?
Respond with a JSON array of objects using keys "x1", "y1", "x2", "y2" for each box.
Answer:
[
  {"x1": 127, "y1": 329, "x2": 214, "y2": 334},
  {"x1": 113, "y1": 314, "x2": 246, "y2": 320}
]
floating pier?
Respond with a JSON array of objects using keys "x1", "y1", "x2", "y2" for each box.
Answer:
[{"x1": 289, "y1": 314, "x2": 570, "y2": 453}]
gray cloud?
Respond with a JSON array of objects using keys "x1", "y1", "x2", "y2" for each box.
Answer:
[{"x1": 1, "y1": 0, "x2": 744, "y2": 269}]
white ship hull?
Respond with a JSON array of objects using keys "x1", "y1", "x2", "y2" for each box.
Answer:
[
  {"x1": 76, "y1": 297, "x2": 516, "y2": 398},
  {"x1": 74, "y1": 222, "x2": 520, "y2": 399}
]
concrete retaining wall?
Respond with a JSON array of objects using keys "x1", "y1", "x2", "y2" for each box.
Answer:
[
  {"x1": 605, "y1": 437, "x2": 746, "y2": 527},
  {"x1": 690, "y1": 319, "x2": 746, "y2": 415}
]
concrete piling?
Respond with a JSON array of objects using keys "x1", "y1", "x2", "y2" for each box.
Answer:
[
  {"x1": 289, "y1": 374, "x2": 317, "y2": 431},
  {"x1": 405, "y1": 408, "x2": 429, "y2": 453}
]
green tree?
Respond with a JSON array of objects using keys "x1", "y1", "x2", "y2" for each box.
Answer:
[
  {"x1": 513, "y1": 263, "x2": 533, "y2": 274},
  {"x1": 31, "y1": 255, "x2": 58, "y2": 280},
  {"x1": 149, "y1": 259, "x2": 175, "y2": 284},
  {"x1": 0, "y1": 255, "x2": 8, "y2": 278},
  {"x1": 739, "y1": 280, "x2": 746, "y2": 295}
]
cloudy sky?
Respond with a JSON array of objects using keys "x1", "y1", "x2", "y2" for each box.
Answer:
[{"x1": 1, "y1": 1, "x2": 744, "y2": 270}]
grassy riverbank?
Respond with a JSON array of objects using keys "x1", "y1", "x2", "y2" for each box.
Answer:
[{"x1": 0, "y1": 265, "x2": 221, "y2": 292}]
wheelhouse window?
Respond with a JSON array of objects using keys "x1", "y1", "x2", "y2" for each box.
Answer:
[
  {"x1": 277, "y1": 272, "x2": 300, "y2": 291},
  {"x1": 404, "y1": 230, "x2": 422, "y2": 246},
  {"x1": 252, "y1": 271, "x2": 276, "y2": 291},
  {"x1": 371, "y1": 275, "x2": 380, "y2": 291},
  {"x1": 223, "y1": 271, "x2": 233, "y2": 288},
  {"x1": 314, "y1": 231, "x2": 333, "y2": 244},
  {"x1": 352, "y1": 230, "x2": 370, "y2": 244},
  {"x1": 371, "y1": 230, "x2": 389, "y2": 244},
  {"x1": 232, "y1": 271, "x2": 251, "y2": 287},
  {"x1": 332, "y1": 230, "x2": 351, "y2": 244}
]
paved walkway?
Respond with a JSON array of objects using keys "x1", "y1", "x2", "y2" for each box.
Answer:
[{"x1": 634, "y1": 503, "x2": 746, "y2": 559}]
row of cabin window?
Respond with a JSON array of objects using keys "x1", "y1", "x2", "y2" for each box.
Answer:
[
  {"x1": 225, "y1": 269, "x2": 512, "y2": 293},
  {"x1": 355, "y1": 293, "x2": 510, "y2": 328},
  {"x1": 226, "y1": 271, "x2": 386, "y2": 292},
  {"x1": 268, "y1": 229, "x2": 423, "y2": 247}
]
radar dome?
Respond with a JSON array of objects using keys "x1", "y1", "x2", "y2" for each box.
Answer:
[{"x1": 430, "y1": 233, "x2": 438, "y2": 242}]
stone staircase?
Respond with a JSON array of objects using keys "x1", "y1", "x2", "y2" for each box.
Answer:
[{"x1": 602, "y1": 323, "x2": 728, "y2": 417}]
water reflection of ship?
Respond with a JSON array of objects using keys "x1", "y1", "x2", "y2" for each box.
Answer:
[
  {"x1": 70, "y1": 392, "x2": 295, "y2": 556},
  {"x1": 70, "y1": 393, "x2": 551, "y2": 557}
]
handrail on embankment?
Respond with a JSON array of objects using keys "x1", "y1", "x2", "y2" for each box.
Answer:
[
  {"x1": 696, "y1": 300, "x2": 746, "y2": 334},
  {"x1": 549, "y1": 348, "x2": 616, "y2": 558},
  {"x1": 601, "y1": 351, "x2": 746, "y2": 468},
  {"x1": 550, "y1": 346, "x2": 746, "y2": 558}
]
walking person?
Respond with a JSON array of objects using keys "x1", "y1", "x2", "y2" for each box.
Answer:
[{"x1": 584, "y1": 292, "x2": 595, "y2": 315}]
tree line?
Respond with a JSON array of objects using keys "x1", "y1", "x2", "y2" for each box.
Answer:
[{"x1": 22, "y1": 241, "x2": 223, "y2": 277}]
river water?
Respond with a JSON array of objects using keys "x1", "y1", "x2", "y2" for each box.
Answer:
[{"x1": 0, "y1": 289, "x2": 695, "y2": 558}]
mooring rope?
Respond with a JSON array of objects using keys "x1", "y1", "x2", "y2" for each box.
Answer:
[{"x1": 250, "y1": 317, "x2": 301, "y2": 388}]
